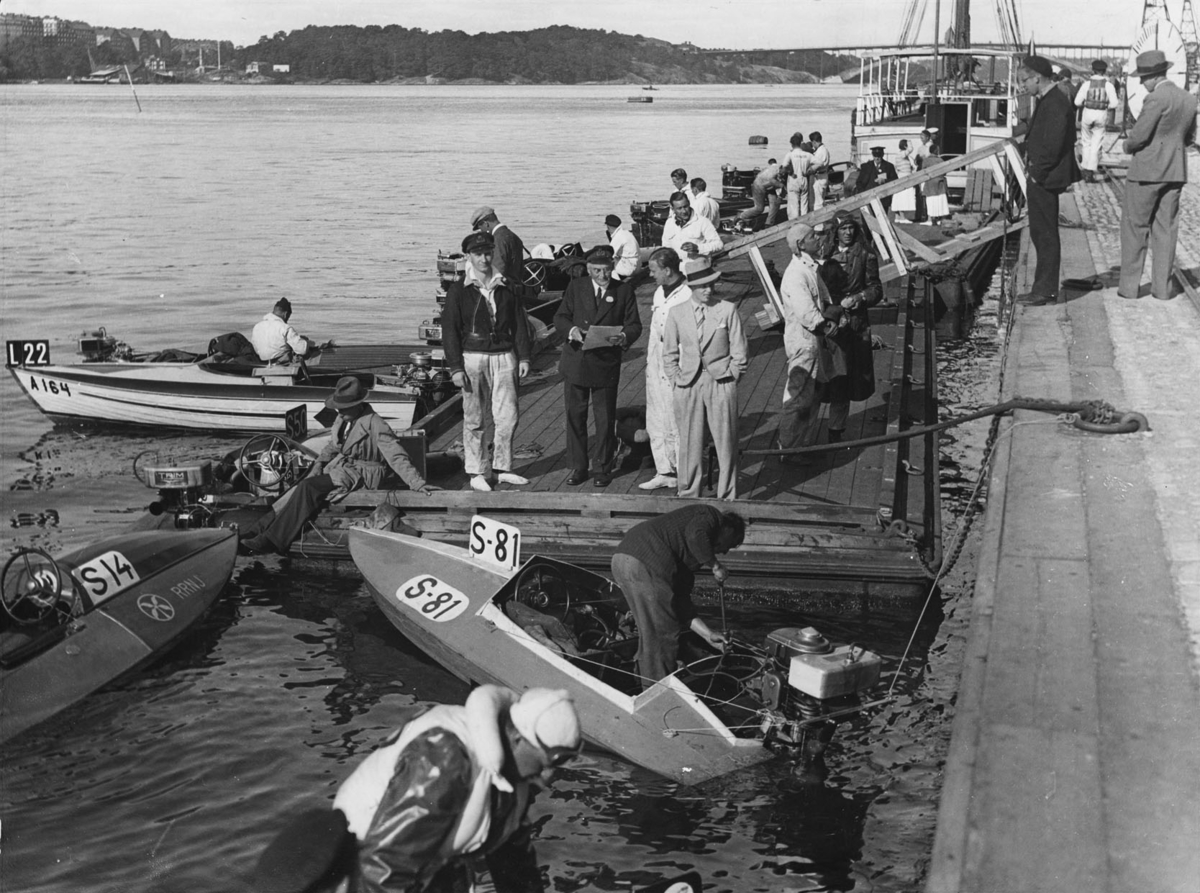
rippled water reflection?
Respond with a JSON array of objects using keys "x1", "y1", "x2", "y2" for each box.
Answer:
[{"x1": 1, "y1": 85, "x2": 1007, "y2": 892}]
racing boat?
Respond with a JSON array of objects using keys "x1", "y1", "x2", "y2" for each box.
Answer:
[
  {"x1": 349, "y1": 520, "x2": 883, "y2": 784},
  {"x1": 0, "y1": 528, "x2": 238, "y2": 743}
]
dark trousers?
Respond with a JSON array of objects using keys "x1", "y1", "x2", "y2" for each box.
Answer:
[
  {"x1": 610, "y1": 552, "x2": 691, "y2": 689},
  {"x1": 1120, "y1": 180, "x2": 1182, "y2": 300},
  {"x1": 258, "y1": 474, "x2": 336, "y2": 552},
  {"x1": 1027, "y1": 179, "x2": 1062, "y2": 297},
  {"x1": 563, "y1": 381, "x2": 618, "y2": 474}
]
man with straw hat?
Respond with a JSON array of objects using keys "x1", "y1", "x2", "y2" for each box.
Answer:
[
  {"x1": 1119, "y1": 50, "x2": 1198, "y2": 301},
  {"x1": 240, "y1": 376, "x2": 435, "y2": 555}
]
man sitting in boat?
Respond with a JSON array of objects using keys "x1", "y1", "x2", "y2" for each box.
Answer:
[
  {"x1": 610, "y1": 505, "x2": 745, "y2": 689},
  {"x1": 250, "y1": 297, "x2": 317, "y2": 364},
  {"x1": 252, "y1": 686, "x2": 581, "y2": 893},
  {"x1": 240, "y1": 376, "x2": 436, "y2": 555}
]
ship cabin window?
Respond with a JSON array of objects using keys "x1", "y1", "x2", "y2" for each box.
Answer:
[{"x1": 972, "y1": 97, "x2": 1009, "y2": 127}]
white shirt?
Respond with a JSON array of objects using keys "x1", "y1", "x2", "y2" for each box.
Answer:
[
  {"x1": 810, "y1": 144, "x2": 831, "y2": 174},
  {"x1": 650, "y1": 279, "x2": 692, "y2": 344},
  {"x1": 464, "y1": 263, "x2": 505, "y2": 321},
  {"x1": 786, "y1": 147, "x2": 814, "y2": 186},
  {"x1": 250, "y1": 312, "x2": 309, "y2": 362},
  {"x1": 779, "y1": 253, "x2": 830, "y2": 374},
  {"x1": 660, "y1": 212, "x2": 723, "y2": 257},
  {"x1": 691, "y1": 191, "x2": 721, "y2": 227},
  {"x1": 1075, "y1": 75, "x2": 1119, "y2": 112},
  {"x1": 609, "y1": 227, "x2": 640, "y2": 279}
]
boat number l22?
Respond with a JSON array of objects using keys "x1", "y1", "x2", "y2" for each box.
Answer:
[
  {"x1": 395, "y1": 575, "x2": 469, "y2": 622},
  {"x1": 468, "y1": 514, "x2": 521, "y2": 573},
  {"x1": 74, "y1": 550, "x2": 141, "y2": 605}
]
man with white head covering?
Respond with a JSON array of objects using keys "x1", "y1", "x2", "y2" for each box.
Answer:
[{"x1": 252, "y1": 686, "x2": 582, "y2": 893}]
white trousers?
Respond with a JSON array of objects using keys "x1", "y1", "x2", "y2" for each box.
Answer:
[
  {"x1": 461, "y1": 351, "x2": 519, "y2": 476},
  {"x1": 1079, "y1": 108, "x2": 1109, "y2": 173},
  {"x1": 645, "y1": 340, "x2": 679, "y2": 476},
  {"x1": 787, "y1": 178, "x2": 810, "y2": 220},
  {"x1": 673, "y1": 371, "x2": 738, "y2": 499}
]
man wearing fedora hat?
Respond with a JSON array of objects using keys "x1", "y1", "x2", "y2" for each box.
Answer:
[
  {"x1": 1017, "y1": 54, "x2": 1082, "y2": 305},
  {"x1": 554, "y1": 246, "x2": 642, "y2": 487},
  {"x1": 662, "y1": 258, "x2": 747, "y2": 499},
  {"x1": 1119, "y1": 50, "x2": 1198, "y2": 301},
  {"x1": 605, "y1": 213, "x2": 641, "y2": 281},
  {"x1": 252, "y1": 685, "x2": 581, "y2": 893},
  {"x1": 240, "y1": 376, "x2": 435, "y2": 555}
]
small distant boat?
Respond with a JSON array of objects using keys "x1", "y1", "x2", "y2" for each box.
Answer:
[
  {"x1": 642, "y1": 85, "x2": 658, "y2": 91},
  {"x1": 627, "y1": 95, "x2": 653, "y2": 103},
  {"x1": 0, "y1": 529, "x2": 237, "y2": 743}
]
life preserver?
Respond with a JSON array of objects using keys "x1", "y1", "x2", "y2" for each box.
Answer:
[{"x1": 1082, "y1": 76, "x2": 1110, "y2": 111}]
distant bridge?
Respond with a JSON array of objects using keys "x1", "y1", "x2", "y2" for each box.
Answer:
[{"x1": 699, "y1": 43, "x2": 1133, "y2": 73}]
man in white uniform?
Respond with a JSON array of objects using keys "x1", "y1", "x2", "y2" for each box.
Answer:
[
  {"x1": 660, "y1": 193, "x2": 722, "y2": 260},
  {"x1": 250, "y1": 298, "x2": 315, "y2": 363},
  {"x1": 785, "y1": 132, "x2": 815, "y2": 220},
  {"x1": 689, "y1": 178, "x2": 721, "y2": 227},
  {"x1": 605, "y1": 213, "x2": 641, "y2": 281},
  {"x1": 808, "y1": 131, "x2": 832, "y2": 210},
  {"x1": 639, "y1": 247, "x2": 692, "y2": 491},
  {"x1": 1074, "y1": 59, "x2": 1120, "y2": 182}
]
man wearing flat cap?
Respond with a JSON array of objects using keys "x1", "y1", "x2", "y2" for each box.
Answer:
[
  {"x1": 662, "y1": 259, "x2": 747, "y2": 499},
  {"x1": 1075, "y1": 60, "x2": 1120, "y2": 183},
  {"x1": 1017, "y1": 54, "x2": 1082, "y2": 305},
  {"x1": 554, "y1": 246, "x2": 642, "y2": 487},
  {"x1": 1119, "y1": 50, "x2": 1198, "y2": 301},
  {"x1": 240, "y1": 376, "x2": 434, "y2": 555},
  {"x1": 443, "y1": 230, "x2": 532, "y2": 492},
  {"x1": 469, "y1": 206, "x2": 528, "y2": 290},
  {"x1": 605, "y1": 213, "x2": 641, "y2": 281},
  {"x1": 854, "y1": 147, "x2": 899, "y2": 212},
  {"x1": 252, "y1": 685, "x2": 581, "y2": 893}
]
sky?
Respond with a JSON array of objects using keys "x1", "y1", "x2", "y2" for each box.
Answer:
[{"x1": 0, "y1": 0, "x2": 1147, "y2": 51}]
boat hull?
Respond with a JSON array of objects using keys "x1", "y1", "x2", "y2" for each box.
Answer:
[
  {"x1": 8, "y1": 363, "x2": 417, "y2": 433},
  {"x1": 0, "y1": 529, "x2": 237, "y2": 743},
  {"x1": 350, "y1": 528, "x2": 773, "y2": 784}
]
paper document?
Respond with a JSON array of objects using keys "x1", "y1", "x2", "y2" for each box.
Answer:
[{"x1": 582, "y1": 325, "x2": 624, "y2": 350}]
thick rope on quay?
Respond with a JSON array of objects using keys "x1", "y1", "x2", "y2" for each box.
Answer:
[{"x1": 743, "y1": 396, "x2": 1150, "y2": 458}]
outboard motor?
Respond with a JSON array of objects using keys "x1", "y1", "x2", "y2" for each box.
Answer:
[
  {"x1": 388, "y1": 352, "x2": 455, "y2": 416},
  {"x1": 143, "y1": 462, "x2": 216, "y2": 528},
  {"x1": 77, "y1": 327, "x2": 133, "y2": 362}
]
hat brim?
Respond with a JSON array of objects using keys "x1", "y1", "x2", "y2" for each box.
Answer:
[
  {"x1": 1134, "y1": 62, "x2": 1172, "y2": 77},
  {"x1": 687, "y1": 271, "x2": 722, "y2": 286},
  {"x1": 325, "y1": 393, "x2": 367, "y2": 410}
]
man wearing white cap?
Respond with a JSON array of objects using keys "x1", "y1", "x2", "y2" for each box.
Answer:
[
  {"x1": 777, "y1": 223, "x2": 837, "y2": 458},
  {"x1": 252, "y1": 686, "x2": 582, "y2": 893}
]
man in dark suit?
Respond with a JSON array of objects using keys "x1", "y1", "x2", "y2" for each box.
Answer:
[
  {"x1": 854, "y1": 147, "x2": 899, "y2": 212},
  {"x1": 553, "y1": 246, "x2": 643, "y2": 487},
  {"x1": 1119, "y1": 50, "x2": 1199, "y2": 301},
  {"x1": 470, "y1": 206, "x2": 528, "y2": 291},
  {"x1": 1018, "y1": 54, "x2": 1082, "y2": 305}
]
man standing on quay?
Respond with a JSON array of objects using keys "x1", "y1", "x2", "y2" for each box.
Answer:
[
  {"x1": 1119, "y1": 50, "x2": 1198, "y2": 302},
  {"x1": 554, "y1": 247, "x2": 642, "y2": 488},
  {"x1": 442, "y1": 231, "x2": 532, "y2": 492},
  {"x1": 640, "y1": 247, "x2": 692, "y2": 491},
  {"x1": 1017, "y1": 54, "x2": 1081, "y2": 305},
  {"x1": 470, "y1": 206, "x2": 528, "y2": 289},
  {"x1": 1075, "y1": 59, "x2": 1120, "y2": 183}
]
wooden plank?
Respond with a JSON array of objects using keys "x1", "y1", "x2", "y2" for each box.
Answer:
[
  {"x1": 868, "y1": 199, "x2": 908, "y2": 276},
  {"x1": 891, "y1": 227, "x2": 945, "y2": 263}
]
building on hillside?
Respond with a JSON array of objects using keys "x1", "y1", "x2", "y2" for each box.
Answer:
[
  {"x1": 122, "y1": 29, "x2": 147, "y2": 54},
  {"x1": 40, "y1": 16, "x2": 93, "y2": 45},
  {"x1": 273, "y1": 63, "x2": 290, "y2": 73},
  {"x1": 0, "y1": 12, "x2": 42, "y2": 51},
  {"x1": 144, "y1": 30, "x2": 172, "y2": 55}
]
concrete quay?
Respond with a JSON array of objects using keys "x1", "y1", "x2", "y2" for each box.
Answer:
[{"x1": 927, "y1": 165, "x2": 1200, "y2": 892}]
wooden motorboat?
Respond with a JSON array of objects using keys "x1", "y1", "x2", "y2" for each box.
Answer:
[
  {"x1": 0, "y1": 528, "x2": 237, "y2": 743},
  {"x1": 349, "y1": 521, "x2": 882, "y2": 784}
]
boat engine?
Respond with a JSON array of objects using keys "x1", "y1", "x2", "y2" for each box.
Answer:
[
  {"x1": 78, "y1": 327, "x2": 134, "y2": 362},
  {"x1": 385, "y1": 352, "x2": 456, "y2": 415},
  {"x1": 141, "y1": 462, "x2": 218, "y2": 528},
  {"x1": 754, "y1": 627, "x2": 882, "y2": 757}
]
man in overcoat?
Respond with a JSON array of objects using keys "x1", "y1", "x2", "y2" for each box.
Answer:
[
  {"x1": 1119, "y1": 50, "x2": 1199, "y2": 301},
  {"x1": 470, "y1": 207, "x2": 528, "y2": 290},
  {"x1": 553, "y1": 247, "x2": 642, "y2": 487},
  {"x1": 1018, "y1": 54, "x2": 1082, "y2": 304}
]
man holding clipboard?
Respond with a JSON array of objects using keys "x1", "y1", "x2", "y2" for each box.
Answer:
[{"x1": 554, "y1": 246, "x2": 642, "y2": 487}]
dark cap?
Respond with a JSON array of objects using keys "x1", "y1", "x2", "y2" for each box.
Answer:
[
  {"x1": 1021, "y1": 55, "x2": 1054, "y2": 79},
  {"x1": 252, "y1": 808, "x2": 355, "y2": 893},
  {"x1": 870, "y1": 146, "x2": 885, "y2": 155},
  {"x1": 585, "y1": 245, "x2": 615, "y2": 265},
  {"x1": 1091, "y1": 59, "x2": 1108, "y2": 73},
  {"x1": 605, "y1": 213, "x2": 621, "y2": 228},
  {"x1": 462, "y1": 231, "x2": 495, "y2": 254}
]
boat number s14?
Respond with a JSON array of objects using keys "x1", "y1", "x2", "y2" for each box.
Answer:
[
  {"x1": 468, "y1": 514, "x2": 521, "y2": 572},
  {"x1": 74, "y1": 550, "x2": 141, "y2": 605},
  {"x1": 395, "y1": 575, "x2": 469, "y2": 622},
  {"x1": 6, "y1": 340, "x2": 50, "y2": 367}
]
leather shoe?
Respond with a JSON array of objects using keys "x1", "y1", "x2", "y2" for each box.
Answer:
[
  {"x1": 1117, "y1": 292, "x2": 1140, "y2": 300},
  {"x1": 565, "y1": 470, "x2": 588, "y2": 486},
  {"x1": 239, "y1": 534, "x2": 274, "y2": 556},
  {"x1": 593, "y1": 473, "x2": 612, "y2": 488},
  {"x1": 1016, "y1": 292, "x2": 1055, "y2": 306}
]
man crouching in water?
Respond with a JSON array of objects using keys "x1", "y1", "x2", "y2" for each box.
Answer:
[{"x1": 251, "y1": 686, "x2": 582, "y2": 893}]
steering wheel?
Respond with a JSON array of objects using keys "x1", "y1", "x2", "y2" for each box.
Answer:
[
  {"x1": 2, "y1": 548, "x2": 70, "y2": 626},
  {"x1": 237, "y1": 434, "x2": 318, "y2": 495},
  {"x1": 522, "y1": 260, "x2": 547, "y2": 289},
  {"x1": 513, "y1": 564, "x2": 571, "y2": 617}
]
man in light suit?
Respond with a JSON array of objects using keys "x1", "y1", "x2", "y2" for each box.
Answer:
[
  {"x1": 1017, "y1": 54, "x2": 1082, "y2": 305},
  {"x1": 1119, "y1": 50, "x2": 1199, "y2": 301},
  {"x1": 553, "y1": 246, "x2": 642, "y2": 487},
  {"x1": 662, "y1": 259, "x2": 748, "y2": 500}
]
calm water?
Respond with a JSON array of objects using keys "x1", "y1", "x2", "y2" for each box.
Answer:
[{"x1": 0, "y1": 84, "x2": 1001, "y2": 892}]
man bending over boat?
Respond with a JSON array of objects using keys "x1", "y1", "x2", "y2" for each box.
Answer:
[
  {"x1": 240, "y1": 376, "x2": 436, "y2": 555},
  {"x1": 251, "y1": 686, "x2": 581, "y2": 893},
  {"x1": 251, "y1": 297, "x2": 316, "y2": 363},
  {"x1": 611, "y1": 505, "x2": 745, "y2": 689}
]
